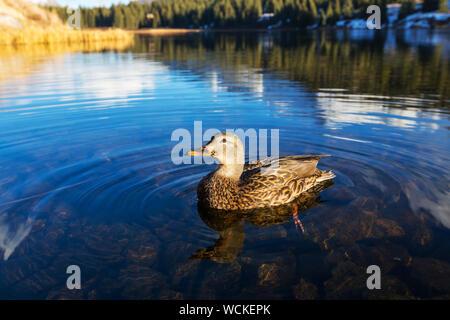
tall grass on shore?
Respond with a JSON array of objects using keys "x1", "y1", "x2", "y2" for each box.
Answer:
[{"x1": 1, "y1": 27, "x2": 134, "y2": 46}]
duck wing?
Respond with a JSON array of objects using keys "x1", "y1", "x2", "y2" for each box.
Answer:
[
  {"x1": 243, "y1": 155, "x2": 330, "y2": 178},
  {"x1": 239, "y1": 155, "x2": 330, "y2": 207}
]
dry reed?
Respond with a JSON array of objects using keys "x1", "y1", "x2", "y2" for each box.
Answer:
[{"x1": 1, "y1": 26, "x2": 134, "y2": 46}]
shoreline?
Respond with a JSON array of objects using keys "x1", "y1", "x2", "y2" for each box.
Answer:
[
  {"x1": 124, "y1": 26, "x2": 450, "y2": 35},
  {"x1": 127, "y1": 28, "x2": 202, "y2": 35}
]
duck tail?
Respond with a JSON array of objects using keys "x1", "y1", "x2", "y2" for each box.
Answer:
[{"x1": 316, "y1": 170, "x2": 336, "y2": 182}]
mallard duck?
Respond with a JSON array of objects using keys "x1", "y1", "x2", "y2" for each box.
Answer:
[{"x1": 188, "y1": 132, "x2": 335, "y2": 211}]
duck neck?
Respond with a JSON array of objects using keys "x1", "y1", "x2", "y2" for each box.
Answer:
[{"x1": 215, "y1": 163, "x2": 244, "y2": 181}]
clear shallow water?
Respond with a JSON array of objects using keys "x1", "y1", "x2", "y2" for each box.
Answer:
[{"x1": 0, "y1": 30, "x2": 449, "y2": 299}]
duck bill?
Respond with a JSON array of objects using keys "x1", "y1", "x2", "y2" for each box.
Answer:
[{"x1": 186, "y1": 147, "x2": 205, "y2": 156}]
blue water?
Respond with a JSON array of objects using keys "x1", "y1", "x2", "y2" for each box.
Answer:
[{"x1": 0, "y1": 30, "x2": 449, "y2": 299}]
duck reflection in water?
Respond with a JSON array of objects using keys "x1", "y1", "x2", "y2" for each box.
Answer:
[{"x1": 191, "y1": 180, "x2": 334, "y2": 263}]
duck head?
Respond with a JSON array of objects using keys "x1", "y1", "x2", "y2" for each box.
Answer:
[{"x1": 188, "y1": 132, "x2": 245, "y2": 179}]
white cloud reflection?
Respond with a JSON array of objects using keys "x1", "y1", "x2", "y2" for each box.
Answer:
[
  {"x1": 210, "y1": 70, "x2": 264, "y2": 96},
  {"x1": 0, "y1": 215, "x2": 33, "y2": 261},
  {"x1": 316, "y1": 92, "x2": 442, "y2": 130}
]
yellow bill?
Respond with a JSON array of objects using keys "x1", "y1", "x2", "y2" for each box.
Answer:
[
  {"x1": 186, "y1": 147, "x2": 205, "y2": 156},
  {"x1": 187, "y1": 150, "x2": 202, "y2": 156}
]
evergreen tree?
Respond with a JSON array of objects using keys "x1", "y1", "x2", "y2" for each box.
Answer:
[
  {"x1": 243, "y1": 0, "x2": 262, "y2": 25},
  {"x1": 87, "y1": 9, "x2": 96, "y2": 28},
  {"x1": 326, "y1": 0, "x2": 334, "y2": 24},
  {"x1": 225, "y1": 1, "x2": 237, "y2": 26},
  {"x1": 334, "y1": 0, "x2": 342, "y2": 19},
  {"x1": 152, "y1": 10, "x2": 161, "y2": 27},
  {"x1": 308, "y1": 0, "x2": 318, "y2": 20},
  {"x1": 112, "y1": 6, "x2": 125, "y2": 28},
  {"x1": 320, "y1": 7, "x2": 327, "y2": 25},
  {"x1": 164, "y1": 4, "x2": 174, "y2": 26},
  {"x1": 45, "y1": 0, "x2": 409, "y2": 30},
  {"x1": 122, "y1": 6, "x2": 134, "y2": 28}
]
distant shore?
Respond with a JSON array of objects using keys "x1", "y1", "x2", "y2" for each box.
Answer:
[
  {"x1": 128, "y1": 28, "x2": 203, "y2": 35},
  {"x1": 126, "y1": 28, "x2": 289, "y2": 35},
  {"x1": 121, "y1": 23, "x2": 450, "y2": 36}
]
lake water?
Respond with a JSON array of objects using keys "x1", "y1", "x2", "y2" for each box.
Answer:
[{"x1": 0, "y1": 30, "x2": 449, "y2": 299}]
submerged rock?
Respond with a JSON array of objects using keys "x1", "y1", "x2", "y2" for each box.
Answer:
[
  {"x1": 373, "y1": 218, "x2": 405, "y2": 238},
  {"x1": 325, "y1": 242, "x2": 411, "y2": 274},
  {"x1": 119, "y1": 266, "x2": 166, "y2": 299},
  {"x1": 293, "y1": 278, "x2": 318, "y2": 300},
  {"x1": 323, "y1": 261, "x2": 414, "y2": 299},
  {"x1": 172, "y1": 259, "x2": 203, "y2": 286},
  {"x1": 201, "y1": 261, "x2": 242, "y2": 288},
  {"x1": 366, "y1": 276, "x2": 414, "y2": 300},
  {"x1": 323, "y1": 261, "x2": 366, "y2": 299},
  {"x1": 258, "y1": 263, "x2": 279, "y2": 286},
  {"x1": 257, "y1": 256, "x2": 296, "y2": 287},
  {"x1": 409, "y1": 258, "x2": 450, "y2": 297}
]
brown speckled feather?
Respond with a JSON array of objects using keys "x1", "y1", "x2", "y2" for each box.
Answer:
[{"x1": 198, "y1": 155, "x2": 335, "y2": 210}]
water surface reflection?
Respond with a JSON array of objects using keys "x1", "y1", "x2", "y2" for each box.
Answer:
[{"x1": 0, "y1": 30, "x2": 449, "y2": 299}]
